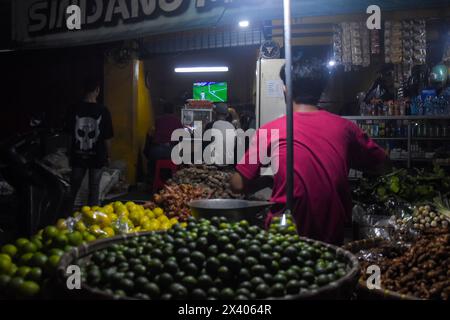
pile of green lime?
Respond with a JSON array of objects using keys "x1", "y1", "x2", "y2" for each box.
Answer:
[
  {"x1": 78, "y1": 217, "x2": 350, "y2": 300},
  {"x1": 0, "y1": 226, "x2": 85, "y2": 298}
]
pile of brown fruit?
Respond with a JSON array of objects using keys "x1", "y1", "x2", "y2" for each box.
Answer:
[
  {"x1": 145, "y1": 184, "x2": 206, "y2": 221},
  {"x1": 360, "y1": 228, "x2": 450, "y2": 300},
  {"x1": 168, "y1": 166, "x2": 243, "y2": 199}
]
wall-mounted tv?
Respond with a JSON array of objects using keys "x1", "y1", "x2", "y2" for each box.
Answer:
[{"x1": 193, "y1": 82, "x2": 228, "y2": 102}]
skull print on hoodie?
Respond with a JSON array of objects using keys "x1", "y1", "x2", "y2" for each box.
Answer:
[{"x1": 66, "y1": 102, "x2": 114, "y2": 168}]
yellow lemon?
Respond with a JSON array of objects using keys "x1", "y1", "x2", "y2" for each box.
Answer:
[
  {"x1": 181, "y1": 222, "x2": 187, "y2": 228},
  {"x1": 139, "y1": 216, "x2": 150, "y2": 226},
  {"x1": 142, "y1": 221, "x2": 152, "y2": 230},
  {"x1": 103, "y1": 205, "x2": 114, "y2": 214},
  {"x1": 99, "y1": 216, "x2": 111, "y2": 228},
  {"x1": 150, "y1": 220, "x2": 160, "y2": 230},
  {"x1": 145, "y1": 209, "x2": 155, "y2": 219},
  {"x1": 161, "y1": 222, "x2": 171, "y2": 231},
  {"x1": 108, "y1": 213, "x2": 118, "y2": 222},
  {"x1": 153, "y1": 207, "x2": 164, "y2": 217},
  {"x1": 75, "y1": 221, "x2": 87, "y2": 232},
  {"x1": 73, "y1": 211, "x2": 82, "y2": 219},
  {"x1": 92, "y1": 206, "x2": 102, "y2": 212},
  {"x1": 81, "y1": 206, "x2": 91, "y2": 214},
  {"x1": 82, "y1": 210, "x2": 94, "y2": 224},
  {"x1": 158, "y1": 215, "x2": 169, "y2": 224},
  {"x1": 56, "y1": 219, "x2": 67, "y2": 230},
  {"x1": 126, "y1": 202, "x2": 137, "y2": 211},
  {"x1": 128, "y1": 211, "x2": 139, "y2": 225},
  {"x1": 169, "y1": 217, "x2": 178, "y2": 226},
  {"x1": 103, "y1": 227, "x2": 115, "y2": 237},
  {"x1": 89, "y1": 224, "x2": 101, "y2": 235}
]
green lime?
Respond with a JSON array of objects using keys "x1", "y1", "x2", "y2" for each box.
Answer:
[
  {"x1": 47, "y1": 255, "x2": 61, "y2": 269},
  {"x1": 169, "y1": 283, "x2": 188, "y2": 299},
  {"x1": 31, "y1": 237, "x2": 43, "y2": 250},
  {"x1": 271, "y1": 283, "x2": 285, "y2": 297},
  {"x1": 143, "y1": 282, "x2": 160, "y2": 299},
  {"x1": 27, "y1": 267, "x2": 42, "y2": 282},
  {"x1": 43, "y1": 226, "x2": 59, "y2": 239},
  {"x1": 54, "y1": 234, "x2": 68, "y2": 248},
  {"x1": 0, "y1": 274, "x2": 11, "y2": 289},
  {"x1": 0, "y1": 253, "x2": 12, "y2": 264},
  {"x1": 31, "y1": 252, "x2": 48, "y2": 268},
  {"x1": 85, "y1": 234, "x2": 97, "y2": 242},
  {"x1": 16, "y1": 266, "x2": 31, "y2": 278},
  {"x1": 19, "y1": 253, "x2": 34, "y2": 266},
  {"x1": 0, "y1": 258, "x2": 13, "y2": 275},
  {"x1": 192, "y1": 288, "x2": 207, "y2": 300},
  {"x1": 22, "y1": 242, "x2": 38, "y2": 254},
  {"x1": 286, "y1": 279, "x2": 301, "y2": 294},
  {"x1": 48, "y1": 248, "x2": 64, "y2": 257},
  {"x1": 1, "y1": 244, "x2": 18, "y2": 257},
  {"x1": 67, "y1": 231, "x2": 83, "y2": 246},
  {"x1": 18, "y1": 281, "x2": 40, "y2": 297},
  {"x1": 255, "y1": 283, "x2": 270, "y2": 298},
  {"x1": 8, "y1": 276, "x2": 24, "y2": 293},
  {"x1": 15, "y1": 238, "x2": 30, "y2": 251},
  {"x1": 156, "y1": 273, "x2": 173, "y2": 290},
  {"x1": 219, "y1": 287, "x2": 235, "y2": 300}
]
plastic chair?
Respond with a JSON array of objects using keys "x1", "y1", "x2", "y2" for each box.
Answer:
[{"x1": 152, "y1": 159, "x2": 177, "y2": 192}]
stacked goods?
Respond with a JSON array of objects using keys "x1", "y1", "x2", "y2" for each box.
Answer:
[
  {"x1": 169, "y1": 166, "x2": 244, "y2": 199},
  {"x1": 359, "y1": 229, "x2": 450, "y2": 300},
  {"x1": 148, "y1": 184, "x2": 207, "y2": 221},
  {"x1": 0, "y1": 202, "x2": 176, "y2": 298},
  {"x1": 73, "y1": 217, "x2": 355, "y2": 300}
]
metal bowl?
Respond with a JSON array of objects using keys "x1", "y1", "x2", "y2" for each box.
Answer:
[{"x1": 188, "y1": 199, "x2": 275, "y2": 225}]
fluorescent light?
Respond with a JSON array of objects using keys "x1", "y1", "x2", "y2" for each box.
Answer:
[
  {"x1": 327, "y1": 60, "x2": 336, "y2": 67},
  {"x1": 239, "y1": 20, "x2": 250, "y2": 28},
  {"x1": 175, "y1": 67, "x2": 229, "y2": 73}
]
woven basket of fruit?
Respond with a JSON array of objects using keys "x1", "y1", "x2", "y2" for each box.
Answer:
[{"x1": 57, "y1": 218, "x2": 360, "y2": 300}]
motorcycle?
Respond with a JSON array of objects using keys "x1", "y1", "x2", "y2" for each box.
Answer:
[{"x1": 0, "y1": 129, "x2": 71, "y2": 237}]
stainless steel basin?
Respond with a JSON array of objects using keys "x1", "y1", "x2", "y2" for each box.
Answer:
[{"x1": 188, "y1": 199, "x2": 275, "y2": 225}]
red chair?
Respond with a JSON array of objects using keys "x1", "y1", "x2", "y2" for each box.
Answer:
[{"x1": 152, "y1": 159, "x2": 177, "y2": 192}]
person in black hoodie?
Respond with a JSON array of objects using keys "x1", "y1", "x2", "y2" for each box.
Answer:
[{"x1": 66, "y1": 77, "x2": 114, "y2": 208}]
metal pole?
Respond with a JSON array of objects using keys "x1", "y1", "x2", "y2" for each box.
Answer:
[{"x1": 283, "y1": 0, "x2": 294, "y2": 215}]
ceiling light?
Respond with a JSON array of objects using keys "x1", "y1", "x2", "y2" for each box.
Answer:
[
  {"x1": 239, "y1": 20, "x2": 250, "y2": 28},
  {"x1": 175, "y1": 67, "x2": 229, "y2": 73}
]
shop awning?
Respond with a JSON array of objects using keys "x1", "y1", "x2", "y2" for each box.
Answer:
[{"x1": 12, "y1": 0, "x2": 450, "y2": 49}]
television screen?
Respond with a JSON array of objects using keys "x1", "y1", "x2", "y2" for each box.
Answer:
[{"x1": 193, "y1": 82, "x2": 227, "y2": 102}]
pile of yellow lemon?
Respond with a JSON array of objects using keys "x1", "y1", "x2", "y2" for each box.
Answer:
[{"x1": 57, "y1": 201, "x2": 179, "y2": 238}]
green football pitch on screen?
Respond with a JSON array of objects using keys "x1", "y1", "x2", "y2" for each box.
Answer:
[{"x1": 193, "y1": 82, "x2": 228, "y2": 102}]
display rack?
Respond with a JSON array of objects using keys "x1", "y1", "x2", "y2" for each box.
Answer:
[{"x1": 343, "y1": 116, "x2": 450, "y2": 168}]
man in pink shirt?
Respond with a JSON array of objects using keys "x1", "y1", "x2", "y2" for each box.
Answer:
[{"x1": 231, "y1": 58, "x2": 386, "y2": 245}]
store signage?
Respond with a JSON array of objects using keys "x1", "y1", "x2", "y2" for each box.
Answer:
[{"x1": 13, "y1": 0, "x2": 267, "y2": 48}]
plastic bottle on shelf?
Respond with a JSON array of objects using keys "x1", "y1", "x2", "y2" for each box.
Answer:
[
  {"x1": 412, "y1": 122, "x2": 418, "y2": 137},
  {"x1": 396, "y1": 120, "x2": 402, "y2": 137},
  {"x1": 379, "y1": 121, "x2": 385, "y2": 137},
  {"x1": 435, "y1": 124, "x2": 441, "y2": 137}
]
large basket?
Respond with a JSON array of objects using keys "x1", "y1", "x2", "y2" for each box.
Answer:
[
  {"x1": 343, "y1": 238, "x2": 420, "y2": 300},
  {"x1": 57, "y1": 233, "x2": 360, "y2": 300}
]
